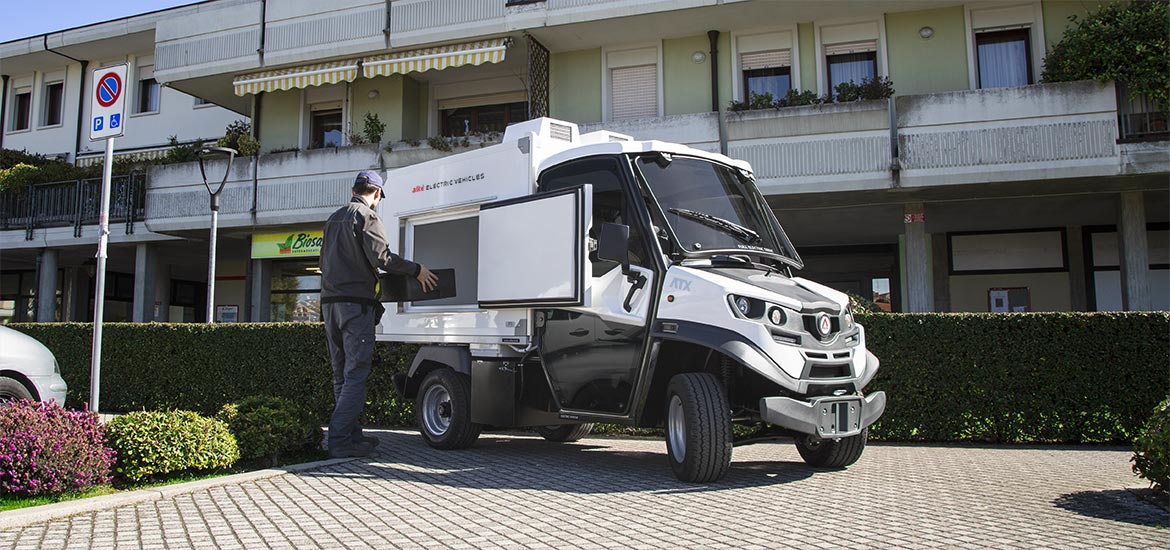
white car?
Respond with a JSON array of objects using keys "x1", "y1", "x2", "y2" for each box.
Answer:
[{"x1": 0, "y1": 326, "x2": 68, "y2": 404}]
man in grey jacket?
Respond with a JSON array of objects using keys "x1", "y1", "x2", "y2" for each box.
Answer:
[{"x1": 320, "y1": 170, "x2": 437, "y2": 457}]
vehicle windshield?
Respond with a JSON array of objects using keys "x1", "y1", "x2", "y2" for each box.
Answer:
[{"x1": 635, "y1": 154, "x2": 801, "y2": 267}]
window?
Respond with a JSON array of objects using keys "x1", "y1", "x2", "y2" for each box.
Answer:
[
  {"x1": 539, "y1": 156, "x2": 649, "y2": 275},
  {"x1": 42, "y1": 82, "x2": 64, "y2": 126},
  {"x1": 826, "y1": 50, "x2": 877, "y2": 98},
  {"x1": 310, "y1": 108, "x2": 343, "y2": 148},
  {"x1": 441, "y1": 101, "x2": 527, "y2": 136},
  {"x1": 975, "y1": 28, "x2": 1032, "y2": 88},
  {"x1": 270, "y1": 260, "x2": 321, "y2": 322},
  {"x1": 194, "y1": 96, "x2": 212, "y2": 107},
  {"x1": 606, "y1": 47, "x2": 659, "y2": 121},
  {"x1": 741, "y1": 50, "x2": 792, "y2": 101},
  {"x1": 136, "y1": 65, "x2": 159, "y2": 113},
  {"x1": 10, "y1": 89, "x2": 31, "y2": 131}
]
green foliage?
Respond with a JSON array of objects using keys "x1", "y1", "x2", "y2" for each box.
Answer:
[
  {"x1": 105, "y1": 410, "x2": 238, "y2": 481},
  {"x1": 835, "y1": 76, "x2": 895, "y2": 102},
  {"x1": 1041, "y1": 0, "x2": 1170, "y2": 106},
  {"x1": 858, "y1": 312, "x2": 1170, "y2": 444},
  {"x1": 0, "y1": 164, "x2": 40, "y2": 194},
  {"x1": 426, "y1": 135, "x2": 454, "y2": 152},
  {"x1": 215, "y1": 120, "x2": 259, "y2": 157},
  {"x1": 362, "y1": 112, "x2": 386, "y2": 144},
  {"x1": 0, "y1": 149, "x2": 111, "y2": 194},
  {"x1": 163, "y1": 136, "x2": 204, "y2": 164},
  {"x1": 8, "y1": 313, "x2": 1168, "y2": 445},
  {"x1": 728, "y1": 80, "x2": 889, "y2": 112},
  {"x1": 1132, "y1": 397, "x2": 1170, "y2": 493},
  {"x1": 216, "y1": 396, "x2": 322, "y2": 465}
]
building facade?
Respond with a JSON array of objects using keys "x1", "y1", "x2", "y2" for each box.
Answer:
[{"x1": 2, "y1": 0, "x2": 1167, "y2": 324}]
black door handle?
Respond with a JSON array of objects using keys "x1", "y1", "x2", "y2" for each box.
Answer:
[
  {"x1": 569, "y1": 328, "x2": 590, "y2": 337},
  {"x1": 604, "y1": 329, "x2": 623, "y2": 336},
  {"x1": 623, "y1": 272, "x2": 648, "y2": 313}
]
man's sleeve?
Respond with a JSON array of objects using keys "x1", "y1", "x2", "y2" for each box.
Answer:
[{"x1": 361, "y1": 211, "x2": 421, "y2": 277}]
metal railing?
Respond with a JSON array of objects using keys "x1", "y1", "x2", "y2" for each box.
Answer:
[
  {"x1": 1117, "y1": 82, "x2": 1169, "y2": 142},
  {"x1": 0, "y1": 173, "x2": 146, "y2": 240}
]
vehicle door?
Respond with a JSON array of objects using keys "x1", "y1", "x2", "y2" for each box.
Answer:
[{"x1": 536, "y1": 156, "x2": 656, "y2": 415}]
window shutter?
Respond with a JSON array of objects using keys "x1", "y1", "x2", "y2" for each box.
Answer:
[
  {"x1": 740, "y1": 49, "x2": 791, "y2": 71},
  {"x1": 610, "y1": 64, "x2": 657, "y2": 120},
  {"x1": 824, "y1": 40, "x2": 877, "y2": 56}
]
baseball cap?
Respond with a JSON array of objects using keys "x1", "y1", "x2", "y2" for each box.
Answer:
[{"x1": 355, "y1": 170, "x2": 385, "y2": 197}]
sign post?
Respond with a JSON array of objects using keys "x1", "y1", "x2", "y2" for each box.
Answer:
[{"x1": 89, "y1": 63, "x2": 128, "y2": 413}]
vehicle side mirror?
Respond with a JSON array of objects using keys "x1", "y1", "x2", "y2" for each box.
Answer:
[{"x1": 597, "y1": 223, "x2": 631, "y2": 275}]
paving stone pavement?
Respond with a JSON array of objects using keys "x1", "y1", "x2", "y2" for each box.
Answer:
[{"x1": 1, "y1": 429, "x2": 1166, "y2": 549}]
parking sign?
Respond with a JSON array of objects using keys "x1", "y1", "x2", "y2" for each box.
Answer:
[{"x1": 90, "y1": 64, "x2": 128, "y2": 140}]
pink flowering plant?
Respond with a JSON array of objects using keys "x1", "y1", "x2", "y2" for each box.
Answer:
[{"x1": 0, "y1": 400, "x2": 116, "y2": 497}]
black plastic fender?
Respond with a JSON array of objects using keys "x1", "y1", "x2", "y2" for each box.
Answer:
[{"x1": 395, "y1": 345, "x2": 472, "y2": 398}]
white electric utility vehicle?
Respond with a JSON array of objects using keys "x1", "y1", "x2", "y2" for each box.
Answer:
[{"x1": 380, "y1": 118, "x2": 885, "y2": 482}]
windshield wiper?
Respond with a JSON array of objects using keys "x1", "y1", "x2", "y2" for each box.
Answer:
[{"x1": 668, "y1": 208, "x2": 761, "y2": 244}]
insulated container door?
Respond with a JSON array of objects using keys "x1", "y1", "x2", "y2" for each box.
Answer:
[{"x1": 478, "y1": 185, "x2": 591, "y2": 308}]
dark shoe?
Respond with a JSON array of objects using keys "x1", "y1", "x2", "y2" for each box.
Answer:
[
  {"x1": 357, "y1": 435, "x2": 380, "y2": 449},
  {"x1": 328, "y1": 441, "x2": 375, "y2": 458}
]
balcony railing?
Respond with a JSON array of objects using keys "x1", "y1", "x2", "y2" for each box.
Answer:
[
  {"x1": 1117, "y1": 82, "x2": 1169, "y2": 142},
  {"x1": 0, "y1": 174, "x2": 146, "y2": 240}
]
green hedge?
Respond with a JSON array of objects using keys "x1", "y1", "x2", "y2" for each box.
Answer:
[{"x1": 10, "y1": 312, "x2": 1169, "y2": 443}]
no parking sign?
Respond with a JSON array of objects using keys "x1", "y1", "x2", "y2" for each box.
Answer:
[{"x1": 90, "y1": 64, "x2": 127, "y2": 140}]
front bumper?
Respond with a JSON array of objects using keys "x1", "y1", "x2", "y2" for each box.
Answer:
[
  {"x1": 29, "y1": 374, "x2": 68, "y2": 405},
  {"x1": 760, "y1": 391, "x2": 886, "y2": 438}
]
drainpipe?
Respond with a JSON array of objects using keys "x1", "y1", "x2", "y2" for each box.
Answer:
[
  {"x1": 42, "y1": 36, "x2": 88, "y2": 164},
  {"x1": 257, "y1": 0, "x2": 267, "y2": 64},
  {"x1": 383, "y1": 0, "x2": 392, "y2": 47},
  {"x1": 888, "y1": 95, "x2": 900, "y2": 187},
  {"x1": 708, "y1": 30, "x2": 728, "y2": 155},
  {"x1": 1, "y1": 75, "x2": 8, "y2": 151},
  {"x1": 250, "y1": 93, "x2": 262, "y2": 225}
]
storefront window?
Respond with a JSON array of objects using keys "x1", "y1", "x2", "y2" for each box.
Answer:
[
  {"x1": 271, "y1": 260, "x2": 321, "y2": 322},
  {"x1": 0, "y1": 271, "x2": 35, "y2": 324},
  {"x1": 89, "y1": 272, "x2": 134, "y2": 322}
]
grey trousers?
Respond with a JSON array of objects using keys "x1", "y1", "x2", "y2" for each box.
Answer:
[{"x1": 323, "y1": 301, "x2": 375, "y2": 450}]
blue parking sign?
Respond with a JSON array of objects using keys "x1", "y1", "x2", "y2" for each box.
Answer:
[
  {"x1": 93, "y1": 117, "x2": 103, "y2": 132},
  {"x1": 110, "y1": 114, "x2": 121, "y2": 129}
]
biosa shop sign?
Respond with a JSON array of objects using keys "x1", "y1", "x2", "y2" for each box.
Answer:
[{"x1": 251, "y1": 228, "x2": 323, "y2": 259}]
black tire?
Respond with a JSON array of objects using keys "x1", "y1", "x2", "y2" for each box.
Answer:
[
  {"x1": 0, "y1": 376, "x2": 36, "y2": 403},
  {"x1": 795, "y1": 428, "x2": 868, "y2": 468},
  {"x1": 415, "y1": 369, "x2": 481, "y2": 449},
  {"x1": 664, "y1": 373, "x2": 733, "y2": 483},
  {"x1": 534, "y1": 423, "x2": 594, "y2": 442}
]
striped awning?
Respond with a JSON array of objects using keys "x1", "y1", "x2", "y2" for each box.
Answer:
[
  {"x1": 362, "y1": 38, "x2": 512, "y2": 79},
  {"x1": 233, "y1": 59, "x2": 360, "y2": 96}
]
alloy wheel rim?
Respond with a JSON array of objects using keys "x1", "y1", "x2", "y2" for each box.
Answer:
[{"x1": 668, "y1": 395, "x2": 686, "y2": 462}]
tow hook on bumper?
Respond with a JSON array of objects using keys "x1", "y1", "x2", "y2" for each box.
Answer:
[{"x1": 759, "y1": 391, "x2": 886, "y2": 438}]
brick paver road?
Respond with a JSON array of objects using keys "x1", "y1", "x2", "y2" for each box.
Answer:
[{"x1": 1, "y1": 430, "x2": 1166, "y2": 549}]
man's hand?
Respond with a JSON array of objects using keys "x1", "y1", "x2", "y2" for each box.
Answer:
[{"x1": 417, "y1": 266, "x2": 439, "y2": 293}]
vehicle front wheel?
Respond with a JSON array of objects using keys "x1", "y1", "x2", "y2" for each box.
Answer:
[
  {"x1": 664, "y1": 373, "x2": 732, "y2": 483},
  {"x1": 0, "y1": 376, "x2": 35, "y2": 403},
  {"x1": 534, "y1": 423, "x2": 594, "y2": 442},
  {"x1": 794, "y1": 428, "x2": 868, "y2": 468},
  {"x1": 415, "y1": 369, "x2": 481, "y2": 449}
]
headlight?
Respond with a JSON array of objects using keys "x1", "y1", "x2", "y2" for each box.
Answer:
[
  {"x1": 734, "y1": 296, "x2": 751, "y2": 316},
  {"x1": 768, "y1": 307, "x2": 786, "y2": 326},
  {"x1": 844, "y1": 307, "x2": 854, "y2": 327}
]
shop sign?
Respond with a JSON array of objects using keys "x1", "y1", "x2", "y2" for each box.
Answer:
[{"x1": 252, "y1": 228, "x2": 324, "y2": 259}]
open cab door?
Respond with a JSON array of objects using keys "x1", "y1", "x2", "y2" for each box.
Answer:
[{"x1": 478, "y1": 184, "x2": 591, "y2": 309}]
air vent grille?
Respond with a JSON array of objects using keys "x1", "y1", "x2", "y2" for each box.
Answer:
[{"x1": 549, "y1": 123, "x2": 573, "y2": 141}]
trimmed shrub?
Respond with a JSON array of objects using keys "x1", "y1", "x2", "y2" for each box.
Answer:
[
  {"x1": 217, "y1": 396, "x2": 322, "y2": 464},
  {"x1": 8, "y1": 313, "x2": 1169, "y2": 444},
  {"x1": 0, "y1": 400, "x2": 115, "y2": 497},
  {"x1": 1132, "y1": 397, "x2": 1170, "y2": 493},
  {"x1": 106, "y1": 410, "x2": 238, "y2": 481}
]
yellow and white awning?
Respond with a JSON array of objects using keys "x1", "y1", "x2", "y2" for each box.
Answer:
[
  {"x1": 362, "y1": 38, "x2": 512, "y2": 79},
  {"x1": 233, "y1": 59, "x2": 360, "y2": 96},
  {"x1": 76, "y1": 147, "x2": 171, "y2": 167}
]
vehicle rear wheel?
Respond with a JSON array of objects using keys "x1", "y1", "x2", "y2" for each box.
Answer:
[
  {"x1": 534, "y1": 423, "x2": 594, "y2": 442},
  {"x1": 0, "y1": 376, "x2": 35, "y2": 403},
  {"x1": 794, "y1": 428, "x2": 868, "y2": 468},
  {"x1": 415, "y1": 368, "x2": 481, "y2": 449},
  {"x1": 664, "y1": 373, "x2": 732, "y2": 483}
]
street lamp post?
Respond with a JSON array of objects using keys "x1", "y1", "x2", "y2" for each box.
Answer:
[{"x1": 197, "y1": 147, "x2": 237, "y2": 323}]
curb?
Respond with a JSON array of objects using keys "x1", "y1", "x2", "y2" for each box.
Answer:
[{"x1": 0, "y1": 457, "x2": 355, "y2": 531}]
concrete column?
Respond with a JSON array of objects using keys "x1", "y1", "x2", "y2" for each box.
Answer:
[
  {"x1": 35, "y1": 249, "x2": 59, "y2": 322},
  {"x1": 931, "y1": 233, "x2": 950, "y2": 312},
  {"x1": 250, "y1": 259, "x2": 271, "y2": 322},
  {"x1": 1118, "y1": 192, "x2": 1151, "y2": 311},
  {"x1": 132, "y1": 243, "x2": 159, "y2": 322},
  {"x1": 903, "y1": 203, "x2": 932, "y2": 312},
  {"x1": 1066, "y1": 226, "x2": 1089, "y2": 311}
]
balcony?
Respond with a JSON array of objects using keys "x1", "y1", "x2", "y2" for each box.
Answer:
[{"x1": 0, "y1": 175, "x2": 146, "y2": 246}]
